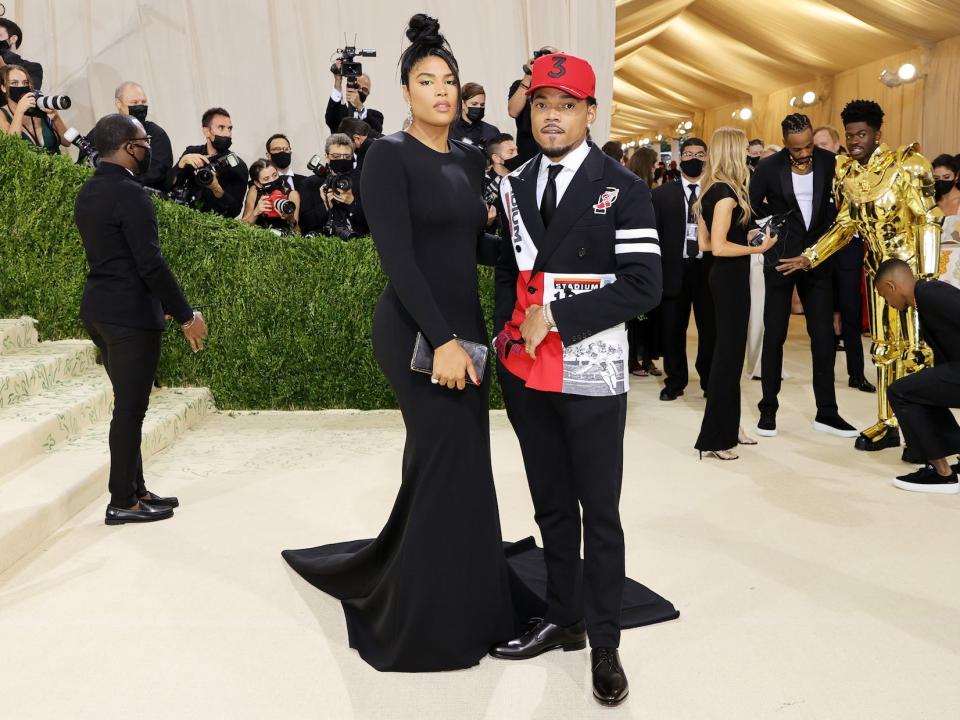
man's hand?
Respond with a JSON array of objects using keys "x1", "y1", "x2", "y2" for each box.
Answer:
[
  {"x1": 182, "y1": 312, "x2": 208, "y2": 353},
  {"x1": 487, "y1": 205, "x2": 497, "y2": 225},
  {"x1": 320, "y1": 186, "x2": 334, "y2": 211},
  {"x1": 208, "y1": 175, "x2": 225, "y2": 199},
  {"x1": 332, "y1": 58, "x2": 343, "y2": 91},
  {"x1": 178, "y1": 153, "x2": 209, "y2": 170},
  {"x1": 519, "y1": 304, "x2": 550, "y2": 359},
  {"x1": 345, "y1": 86, "x2": 363, "y2": 110},
  {"x1": 334, "y1": 188, "x2": 354, "y2": 206},
  {"x1": 776, "y1": 255, "x2": 812, "y2": 275}
]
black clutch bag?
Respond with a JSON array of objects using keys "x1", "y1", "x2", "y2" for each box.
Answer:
[{"x1": 410, "y1": 332, "x2": 488, "y2": 386}]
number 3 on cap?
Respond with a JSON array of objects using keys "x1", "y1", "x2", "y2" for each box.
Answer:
[{"x1": 547, "y1": 56, "x2": 567, "y2": 79}]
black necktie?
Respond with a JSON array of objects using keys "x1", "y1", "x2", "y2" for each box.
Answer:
[
  {"x1": 686, "y1": 183, "x2": 699, "y2": 257},
  {"x1": 540, "y1": 164, "x2": 563, "y2": 228}
]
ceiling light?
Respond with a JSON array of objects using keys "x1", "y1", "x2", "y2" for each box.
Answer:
[
  {"x1": 683, "y1": 121, "x2": 693, "y2": 130},
  {"x1": 655, "y1": 134, "x2": 662, "y2": 142},
  {"x1": 739, "y1": 107, "x2": 753, "y2": 121},
  {"x1": 898, "y1": 63, "x2": 917, "y2": 81},
  {"x1": 621, "y1": 143, "x2": 627, "y2": 151},
  {"x1": 802, "y1": 91, "x2": 817, "y2": 105},
  {"x1": 789, "y1": 96, "x2": 797, "y2": 107},
  {"x1": 678, "y1": 128, "x2": 687, "y2": 135}
]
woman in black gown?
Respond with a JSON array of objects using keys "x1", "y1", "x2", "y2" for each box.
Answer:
[
  {"x1": 283, "y1": 15, "x2": 679, "y2": 673},
  {"x1": 694, "y1": 127, "x2": 777, "y2": 460}
]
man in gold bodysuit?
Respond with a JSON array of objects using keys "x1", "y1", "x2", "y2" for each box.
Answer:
[{"x1": 777, "y1": 100, "x2": 942, "y2": 454}]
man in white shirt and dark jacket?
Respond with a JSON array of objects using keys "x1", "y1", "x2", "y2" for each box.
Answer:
[
  {"x1": 749, "y1": 113, "x2": 858, "y2": 440},
  {"x1": 490, "y1": 53, "x2": 669, "y2": 707}
]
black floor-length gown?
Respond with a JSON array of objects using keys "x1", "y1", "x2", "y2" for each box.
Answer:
[
  {"x1": 283, "y1": 132, "x2": 678, "y2": 673},
  {"x1": 695, "y1": 182, "x2": 752, "y2": 452}
]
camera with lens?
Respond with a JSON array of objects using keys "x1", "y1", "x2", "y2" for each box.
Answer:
[
  {"x1": 25, "y1": 91, "x2": 71, "y2": 118},
  {"x1": 750, "y1": 212, "x2": 791, "y2": 247},
  {"x1": 263, "y1": 186, "x2": 295, "y2": 219},
  {"x1": 307, "y1": 153, "x2": 353, "y2": 195},
  {"x1": 195, "y1": 152, "x2": 240, "y2": 186},
  {"x1": 523, "y1": 47, "x2": 555, "y2": 75},
  {"x1": 330, "y1": 43, "x2": 376, "y2": 90}
]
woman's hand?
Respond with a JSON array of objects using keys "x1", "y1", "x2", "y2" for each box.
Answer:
[
  {"x1": 14, "y1": 91, "x2": 36, "y2": 118},
  {"x1": 754, "y1": 226, "x2": 778, "y2": 254},
  {"x1": 254, "y1": 196, "x2": 272, "y2": 216},
  {"x1": 432, "y1": 339, "x2": 479, "y2": 390}
]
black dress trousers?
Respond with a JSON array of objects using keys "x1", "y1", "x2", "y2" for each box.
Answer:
[
  {"x1": 660, "y1": 258, "x2": 715, "y2": 395},
  {"x1": 887, "y1": 366, "x2": 960, "y2": 460},
  {"x1": 499, "y1": 366, "x2": 627, "y2": 649}
]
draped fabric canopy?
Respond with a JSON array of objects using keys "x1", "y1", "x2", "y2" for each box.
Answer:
[{"x1": 613, "y1": 0, "x2": 960, "y2": 153}]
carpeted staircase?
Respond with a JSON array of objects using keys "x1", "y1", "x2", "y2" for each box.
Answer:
[{"x1": 0, "y1": 317, "x2": 213, "y2": 574}]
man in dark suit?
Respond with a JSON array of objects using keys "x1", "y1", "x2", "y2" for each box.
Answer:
[
  {"x1": 491, "y1": 54, "x2": 663, "y2": 707},
  {"x1": 0, "y1": 18, "x2": 43, "y2": 89},
  {"x1": 325, "y1": 62, "x2": 383, "y2": 136},
  {"x1": 876, "y1": 259, "x2": 960, "y2": 494},
  {"x1": 265, "y1": 133, "x2": 306, "y2": 193},
  {"x1": 337, "y1": 118, "x2": 374, "y2": 174},
  {"x1": 750, "y1": 113, "x2": 857, "y2": 438},
  {"x1": 84, "y1": 81, "x2": 173, "y2": 192},
  {"x1": 652, "y1": 135, "x2": 714, "y2": 401},
  {"x1": 75, "y1": 114, "x2": 208, "y2": 526}
]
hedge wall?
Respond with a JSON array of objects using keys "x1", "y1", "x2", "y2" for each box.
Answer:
[{"x1": 0, "y1": 134, "x2": 501, "y2": 410}]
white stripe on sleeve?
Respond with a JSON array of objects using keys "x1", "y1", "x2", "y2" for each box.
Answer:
[
  {"x1": 615, "y1": 228, "x2": 659, "y2": 240},
  {"x1": 615, "y1": 242, "x2": 661, "y2": 255}
]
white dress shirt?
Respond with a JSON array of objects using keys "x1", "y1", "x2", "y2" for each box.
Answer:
[
  {"x1": 792, "y1": 170, "x2": 814, "y2": 230},
  {"x1": 330, "y1": 88, "x2": 368, "y2": 121},
  {"x1": 535, "y1": 139, "x2": 591, "y2": 208},
  {"x1": 681, "y1": 176, "x2": 702, "y2": 259}
]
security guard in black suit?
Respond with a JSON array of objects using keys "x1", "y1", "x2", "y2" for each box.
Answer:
[
  {"x1": 877, "y1": 260, "x2": 960, "y2": 494},
  {"x1": 491, "y1": 53, "x2": 663, "y2": 707},
  {"x1": 76, "y1": 114, "x2": 208, "y2": 526},
  {"x1": 652, "y1": 136, "x2": 715, "y2": 401}
]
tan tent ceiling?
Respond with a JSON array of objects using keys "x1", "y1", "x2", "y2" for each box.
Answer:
[{"x1": 613, "y1": 0, "x2": 960, "y2": 139}]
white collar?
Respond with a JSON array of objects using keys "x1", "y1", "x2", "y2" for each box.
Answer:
[
  {"x1": 681, "y1": 175, "x2": 701, "y2": 186},
  {"x1": 540, "y1": 139, "x2": 590, "y2": 175}
]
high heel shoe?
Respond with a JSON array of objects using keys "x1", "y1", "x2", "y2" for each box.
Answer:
[
  {"x1": 699, "y1": 449, "x2": 739, "y2": 461},
  {"x1": 738, "y1": 426, "x2": 758, "y2": 445}
]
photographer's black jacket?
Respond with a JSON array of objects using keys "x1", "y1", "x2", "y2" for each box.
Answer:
[
  {"x1": 325, "y1": 97, "x2": 384, "y2": 136},
  {"x1": 0, "y1": 48, "x2": 43, "y2": 89},
  {"x1": 167, "y1": 144, "x2": 248, "y2": 219},
  {"x1": 449, "y1": 117, "x2": 500, "y2": 151},
  {"x1": 298, "y1": 170, "x2": 367, "y2": 236},
  {"x1": 86, "y1": 119, "x2": 172, "y2": 192},
  {"x1": 75, "y1": 162, "x2": 192, "y2": 330},
  {"x1": 749, "y1": 147, "x2": 837, "y2": 265}
]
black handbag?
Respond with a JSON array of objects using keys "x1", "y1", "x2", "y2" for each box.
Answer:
[{"x1": 410, "y1": 332, "x2": 488, "y2": 386}]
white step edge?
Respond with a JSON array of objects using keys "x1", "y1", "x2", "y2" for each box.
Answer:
[
  {"x1": 0, "y1": 317, "x2": 39, "y2": 355},
  {"x1": 0, "y1": 341, "x2": 98, "y2": 409}
]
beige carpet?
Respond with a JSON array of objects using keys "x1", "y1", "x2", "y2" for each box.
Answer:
[{"x1": 1, "y1": 318, "x2": 957, "y2": 720}]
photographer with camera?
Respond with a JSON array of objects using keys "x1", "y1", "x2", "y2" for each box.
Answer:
[
  {"x1": 264, "y1": 133, "x2": 306, "y2": 192},
  {"x1": 168, "y1": 106, "x2": 247, "y2": 218},
  {"x1": 241, "y1": 158, "x2": 300, "y2": 234},
  {"x1": 327, "y1": 47, "x2": 383, "y2": 136},
  {"x1": 506, "y1": 45, "x2": 558, "y2": 163},
  {"x1": 0, "y1": 18, "x2": 42, "y2": 89},
  {"x1": 449, "y1": 82, "x2": 500, "y2": 151},
  {"x1": 81, "y1": 82, "x2": 172, "y2": 191},
  {"x1": 299, "y1": 133, "x2": 366, "y2": 239},
  {"x1": 337, "y1": 117, "x2": 373, "y2": 173},
  {"x1": 0, "y1": 64, "x2": 70, "y2": 153},
  {"x1": 482, "y1": 133, "x2": 517, "y2": 232}
]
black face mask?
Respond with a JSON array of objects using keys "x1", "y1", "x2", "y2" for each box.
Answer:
[
  {"x1": 7, "y1": 86, "x2": 31, "y2": 104},
  {"x1": 746, "y1": 155, "x2": 760, "y2": 168},
  {"x1": 935, "y1": 179, "x2": 957, "y2": 199},
  {"x1": 211, "y1": 135, "x2": 232, "y2": 153},
  {"x1": 466, "y1": 106, "x2": 485, "y2": 124},
  {"x1": 680, "y1": 159, "x2": 704, "y2": 178},
  {"x1": 128, "y1": 143, "x2": 152, "y2": 175},
  {"x1": 261, "y1": 178, "x2": 285, "y2": 194},
  {"x1": 128, "y1": 104, "x2": 149, "y2": 123},
  {"x1": 328, "y1": 158, "x2": 353, "y2": 173},
  {"x1": 358, "y1": 90, "x2": 369, "y2": 103},
  {"x1": 270, "y1": 151, "x2": 292, "y2": 169},
  {"x1": 0, "y1": 39, "x2": 10, "y2": 54},
  {"x1": 503, "y1": 154, "x2": 525, "y2": 172}
]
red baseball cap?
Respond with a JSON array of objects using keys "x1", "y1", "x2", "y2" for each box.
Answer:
[{"x1": 526, "y1": 53, "x2": 596, "y2": 100}]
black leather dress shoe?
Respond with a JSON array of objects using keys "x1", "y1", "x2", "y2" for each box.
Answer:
[
  {"x1": 854, "y1": 427, "x2": 900, "y2": 452},
  {"x1": 490, "y1": 619, "x2": 586, "y2": 659},
  {"x1": 659, "y1": 388, "x2": 683, "y2": 402},
  {"x1": 592, "y1": 647, "x2": 629, "y2": 706},
  {"x1": 105, "y1": 500, "x2": 174, "y2": 526},
  {"x1": 849, "y1": 377, "x2": 877, "y2": 393},
  {"x1": 138, "y1": 491, "x2": 179, "y2": 508}
]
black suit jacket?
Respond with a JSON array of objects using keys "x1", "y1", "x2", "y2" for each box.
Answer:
[
  {"x1": 76, "y1": 162, "x2": 192, "y2": 330},
  {"x1": 651, "y1": 179, "x2": 712, "y2": 297},
  {"x1": 917, "y1": 280, "x2": 960, "y2": 375},
  {"x1": 86, "y1": 119, "x2": 173, "y2": 192},
  {"x1": 495, "y1": 144, "x2": 662, "y2": 346},
  {"x1": 298, "y1": 169, "x2": 367, "y2": 236},
  {"x1": 750, "y1": 146, "x2": 837, "y2": 264},
  {"x1": 325, "y1": 96, "x2": 384, "y2": 135}
]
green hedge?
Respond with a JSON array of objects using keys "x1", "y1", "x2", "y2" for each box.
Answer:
[{"x1": 0, "y1": 134, "x2": 501, "y2": 410}]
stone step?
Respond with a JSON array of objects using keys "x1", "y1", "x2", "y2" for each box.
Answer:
[
  {"x1": 0, "y1": 367, "x2": 113, "y2": 480},
  {"x1": 0, "y1": 387, "x2": 214, "y2": 576},
  {"x1": 0, "y1": 340, "x2": 98, "y2": 409},
  {"x1": 0, "y1": 317, "x2": 40, "y2": 355}
]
